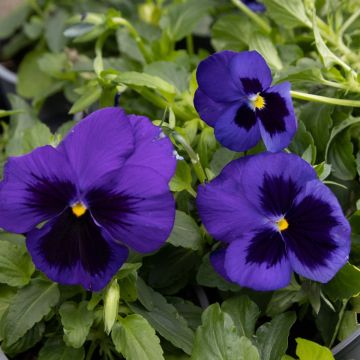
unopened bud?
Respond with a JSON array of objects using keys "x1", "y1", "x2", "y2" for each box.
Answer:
[{"x1": 103, "y1": 278, "x2": 120, "y2": 334}]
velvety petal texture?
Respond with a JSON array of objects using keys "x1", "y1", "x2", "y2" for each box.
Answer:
[
  {"x1": 0, "y1": 107, "x2": 176, "y2": 291},
  {"x1": 197, "y1": 152, "x2": 350, "y2": 291},
  {"x1": 194, "y1": 50, "x2": 297, "y2": 152}
]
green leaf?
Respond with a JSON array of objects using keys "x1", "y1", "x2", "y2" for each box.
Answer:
[
  {"x1": 22, "y1": 123, "x2": 53, "y2": 153},
  {"x1": 211, "y1": 14, "x2": 251, "y2": 51},
  {"x1": 1, "y1": 279, "x2": 59, "y2": 346},
  {"x1": 197, "y1": 127, "x2": 217, "y2": 169},
  {"x1": 168, "y1": 297, "x2": 202, "y2": 330},
  {"x1": 144, "y1": 61, "x2": 189, "y2": 93},
  {"x1": 130, "y1": 278, "x2": 194, "y2": 355},
  {"x1": 295, "y1": 338, "x2": 334, "y2": 360},
  {"x1": 45, "y1": 9, "x2": 68, "y2": 52},
  {"x1": 116, "y1": 71, "x2": 176, "y2": 97},
  {"x1": 299, "y1": 103, "x2": 333, "y2": 160},
  {"x1": 69, "y1": 84, "x2": 102, "y2": 114},
  {"x1": 197, "y1": 255, "x2": 239, "y2": 292},
  {"x1": 167, "y1": 211, "x2": 203, "y2": 250},
  {"x1": 191, "y1": 303, "x2": 260, "y2": 360},
  {"x1": 248, "y1": 33, "x2": 283, "y2": 71},
  {"x1": 338, "y1": 311, "x2": 358, "y2": 341},
  {"x1": 59, "y1": 301, "x2": 94, "y2": 348},
  {"x1": 262, "y1": 0, "x2": 312, "y2": 28},
  {"x1": 0, "y1": 285, "x2": 16, "y2": 324},
  {"x1": 38, "y1": 336, "x2": 85, "y2": 360},
  {"x1": 255, "y1": 312, "x2": 296, "y2": 360},
  {"x1": 112, "y1": 314, "x2": 164, "y2": 360},
  {"x1": 0, "y1": 110, "x2": 23, "y2": 118},
  {"x1": 16, "y1": 50, "x2": 55, "y2": 99},
  {"x1": 222, "y1": 296, "x2": 260, "y2": 338},
  {"x1": 209, "y1": 148, "x2": 237, "y2": 177},
  {"x1": 0, "y1": 240, "x2": 34, "y2": 287},
  {"x1": 289, "y1": 121, "x2": 316, "y2": 164},
  {"x1": 2, "y1": 322, "x2": 45, "y2": 356},
  {"x1": 324, "y1": 263, "x2": 360, "y2": 301},
  {"x1": 116, "y1": 28, "x2": 145, "y2": 63},
  {"x1": 160, "y1": 0, "x2": 214, "y2": 41},
  {"x1": 169, "y1": 161, "x2": 193, "y2": 193},
  {"x1": 0, "y1": 4, "x2": 31, "y2": 38}
]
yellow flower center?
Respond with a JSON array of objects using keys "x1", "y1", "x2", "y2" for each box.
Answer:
[
  {"x1": 71, "y1": 202, "x2": 87, "y2": 217},
  {"x1": 276, "y1": 218, "x2": 289, "y2": 232},
  {"x1": 252, "y1": 94, "x2": 266, "y2": 110}
]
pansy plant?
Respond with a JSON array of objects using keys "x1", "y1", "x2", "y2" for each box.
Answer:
[
  {"x1": 197, "y1": 152, "x2": 350, "y2": 291},
  {"x1": 194, "y1": 50, "x2": 297, "y2": 152},
  {"x1": 0, "y1": 107, "x2": 176, "y2": 291}
]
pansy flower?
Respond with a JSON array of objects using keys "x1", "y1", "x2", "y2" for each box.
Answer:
[
  {"x1": 194, "y1": 51, "x2": 297, "y2": 152},
  {"x1": 0, "y1": 108, "x2": 176, "y2": 291},
  {"x1": 196, "y1": 152, "x2": 350, "y2": 291},
  {"x1": 242, "y1": 0, "x2": 265, "y2": 12}
]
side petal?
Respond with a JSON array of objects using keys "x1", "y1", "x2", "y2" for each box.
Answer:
[
  {"x1": 87, "y1": 165, "x2": 175, "y2": 253},
  {"x1": 214, "y1": 104, "x2": 261, "y2": 151},
  {"x1": 196, "y1": 159, "x2": 268, "y2": 243},
  {"x1": 58, "y1": 107, "x2": 135, "y2": 191},
  {"x1": 257, "y1": 82, "x2": 297, "y2": 152},
  {"x1": 125, "y1": 115, "x2": 176, "y2": 182},
  {"x1": 229, "y1": 51, "x2": 272, "y2": 92},
  {"x1": 196, "y1": 51, "x2": 243, "y2": 102},
  {"x1": 210, "y1": 248, "x2": 232, "y2": 282},
  {"x1": 194, "y1": 88, "x2": 230, "y2": 127},
  {"x1": 0, "y1": 145, "x2": 76, "y2": 233},
  {"x1": 26, "y1": 209, "x2": 129, "y2": 291},
  {"x1": 284, "y1": 180, "x2": 351, "y2": 283},
  {"x1": 224, "y1": 230, "x2": 292, "y2": 291},
  {"x1": 239, "y1": 152, "x2": 317, "y2": 214}
]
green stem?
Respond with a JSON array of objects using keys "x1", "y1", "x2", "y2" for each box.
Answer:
[
  {"x1": 112, "y1": 17, "x2": 152, "y2": 63},
  {"x1": 230, "y1": 0, "x2": 271, "y2": 34},
  {"x1": 329, "y1": 299, "x2": 348, "y2": 348},
  {"x1": 186, "y1": 34, "x2": 194, "y2": 56},
  {"x1": 172, "y1": 132, "x2": 207, "y2": 183},
  {"x1": 187, "y1": 187, "x2": 197, "y2": 198},
  {"x1": 291, "y1": 90, "x2": 360, "y2": 107},
  {"x1": 85, "y1": 342, "x2": 97, "y2": 360},
  {"x1": 137, "y1": 88, "x2": 191, "y2": 121},
  {"x1": 339, "y1": 8, "x2": 360, "y2": 36}
]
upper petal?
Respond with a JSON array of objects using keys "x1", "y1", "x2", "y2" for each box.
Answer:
[
  {"x1": 58, "y1": 107, "x2": 135, "y2": 192},
  {"x1": 284, "y1": 180, "x2": 351, "y2": 283},
  {"x1": 243, "y1": 0, "x2": 266, "y2": 12},
  {"x1": 257, "y1": 82, "x2": 297, "y2": 152},
  {"x1": 87, "y1": 165, "x2": 175, "y2": 253},
  {"x1": 224, "y1": 229, "x2": 292, "y2": 291},
  {"x1": 214, "y1": 104, "x2": 261, "y2": 151},
  {"x1": 0, "y1": 145, "x2": 76, "y2": 233},
  {"x1": 125, "y1": 114, "x2": 176, "y2": 182},
  {"x1": 238, "y1": 152, "x2": 317, "y2": 215},
  {"x1": 26, "y1": 209, "x2": 129, "y2": 291},
  {"x1": 196, "y1": 50, "x2": 243, "y2": 102},
  {"x1": 229, "y1": 51, "x2": 272, "y2": 93}
]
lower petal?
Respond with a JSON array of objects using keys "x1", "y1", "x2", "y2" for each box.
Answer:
[
  {"x1": 26, "y1": 210, "x2": 129, "y2": 291},
  {"x1": 214, "y1": 104, "x2": 261, "y2": 151},
  {"x1": 224, "y1": 230, "x2": 292, "y2": 291},
  {"x1": 88, "y1": 165, "x2": 175, "y2": 253},
  {"x1": 285, "y1": 180, "x2": 351, "y2": 283},
  {"x1": 258, "y1": 82, "x2": 297, "y2": 152}
]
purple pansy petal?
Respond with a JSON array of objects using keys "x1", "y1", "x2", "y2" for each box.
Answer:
[
  {"x1": 26, "y1": 209, "x2": 129, "y2": 291},
  {"x1": 125, "y1": 115, "x2": 176, "y2": 182},
  {"x1": 58, "y1": 107, "x2": 135, "y2": 191},
  {"x1": 210, "y1": 249, "x2": 231, "y2": 282},
  {"x1": 229, "y1": 51, "x2": 272, "y2": 93},
  {"x1": 224, "y1": 230, "x2": 292, "y2": 291},
  {"x1": 88, "y1": 165, "x2": 175, "y2": 253},
  {"x1": 194, "y1": 89, "x2": 230, "y2": 127},
  {"x1": 284, "y1": 180, "x2": 350, "y2": 283},
  {"x1": 214, "y1": 104, "x2": 261, "y2": 151},
  {"x1": 258, "y1": 82, "x2": 297, "y2": 152},
  {"x1": 0, "y1": 145, "x2": 76, "y2": 233},
  {"x1": 239, "y1": 152, "x2": 317, "y2": 213},
  {"x1": 243, "y1": 0, "x2": 266, "y2": 12},
  {"x1": 197, "y1": 157, "x2": 268, "y2": 243},
  {"x1": 196, "y1": 51, "x2": 243, "y2": 102}
]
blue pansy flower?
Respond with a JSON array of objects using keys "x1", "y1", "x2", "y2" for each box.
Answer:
[
  {"x1": 243, "y1": 0, "x2": 265, "y2": 12},
  {"x1": 196, "y1": 152, "x2": 350, "y2": 291},
  {"x1": 194, "y1": 50, "x2": 297, "y2": 152},
  {"x1": 0, "y1": 108, "x2": 176, "y2": 291}
]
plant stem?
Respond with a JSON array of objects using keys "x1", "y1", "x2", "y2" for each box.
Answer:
[
  {"x1": 339, "y1": 8, "x2": 360, "y2": 36},
  {"x1": 85, "y1": 342, "x2": 97, "y2": 360},
  {"x1": 186, "y1": 35, "x2": 194, "y2": 56},
  {"x1": 291, "y1": 90, "x2": 360, "y2": 107},
  {"x1": 329, "y1": 299, "x2": 348, "y2": 348},
  {"x1": 230, "y1": 0, "x2": 271, "y2": 35}
]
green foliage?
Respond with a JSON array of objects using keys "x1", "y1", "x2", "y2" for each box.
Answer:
[{"x1": 295, "y1": 338, "x2": 335, "y2": 360}]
